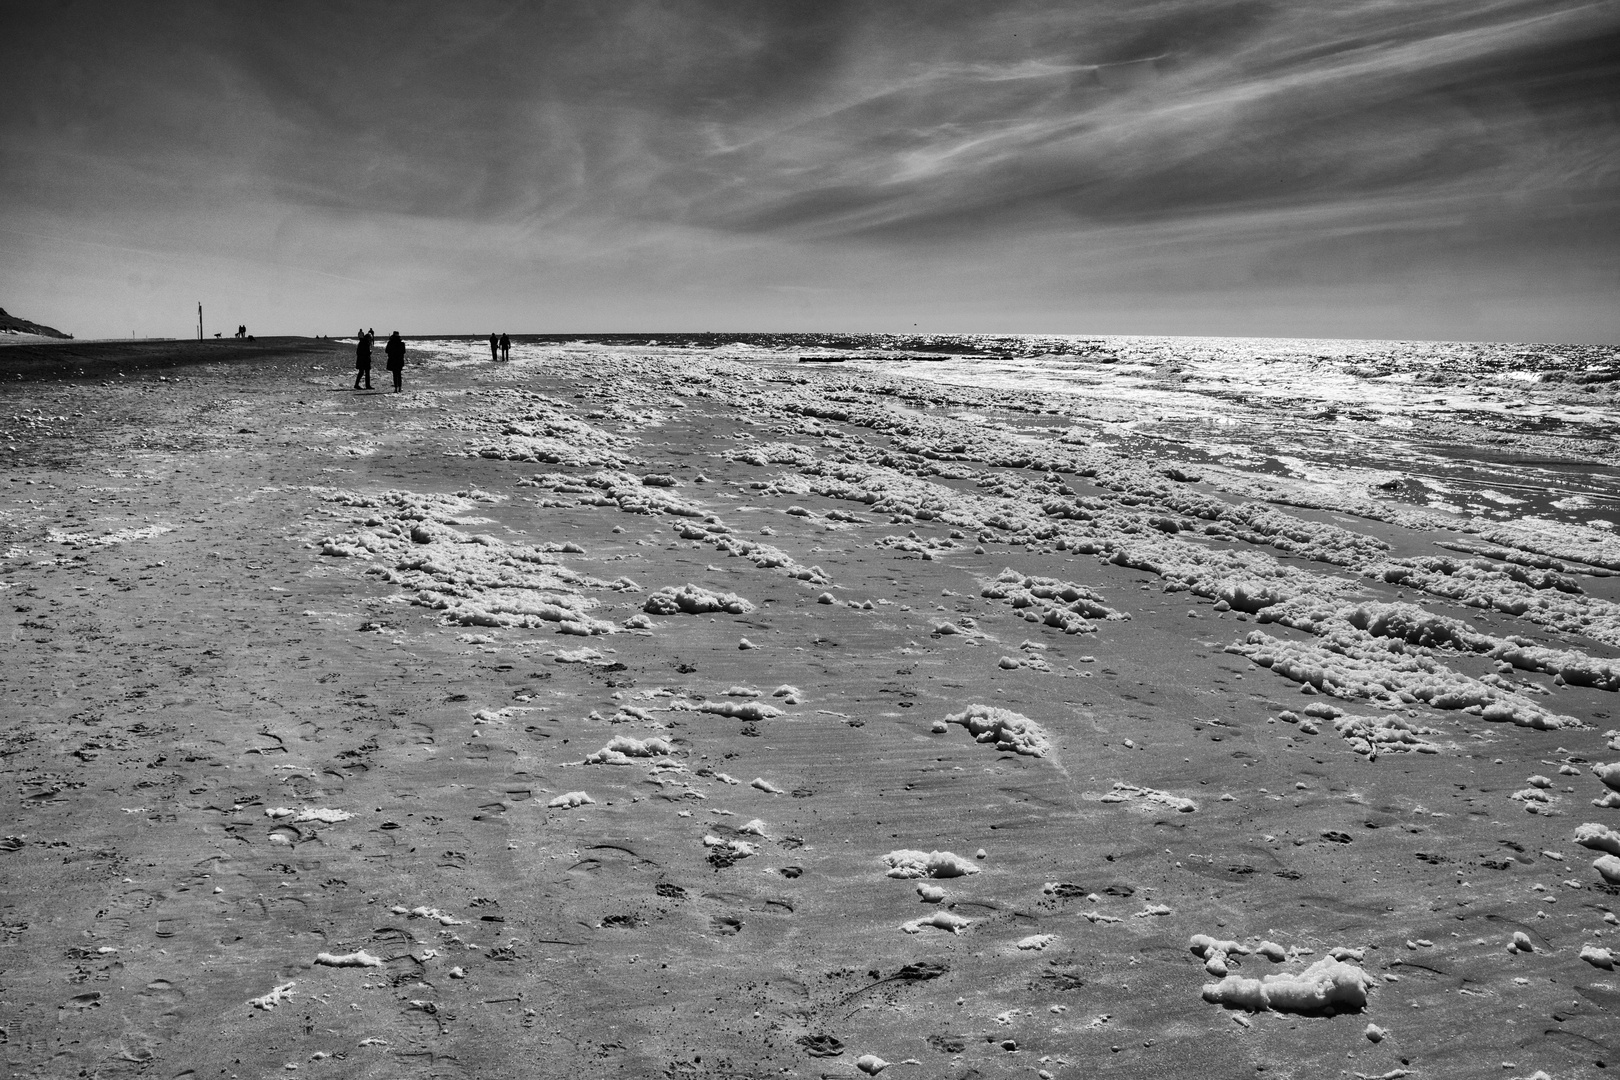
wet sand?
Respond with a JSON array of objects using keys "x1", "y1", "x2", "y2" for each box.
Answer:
[{"x1": 2, "y1": 337, "x2": 1618, "y2": 1079}]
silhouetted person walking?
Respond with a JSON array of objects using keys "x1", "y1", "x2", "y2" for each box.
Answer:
[
  {"x1": 499, "y1": 333, "x2": 510, "y2": 362},
  {"x1": 489, "y1": 332, "x2": 498, "y2": 361},
  {"x1": 385, "y1": 331, "x2": 405, "y2": 392},
  {"x1": 353, "y1": 327, "x2": 372, "y2": 389}
]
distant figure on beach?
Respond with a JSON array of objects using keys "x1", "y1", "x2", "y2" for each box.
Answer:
[
  {"x1": 499, "y1": 333, "x2": 510, "y2": 362},
  {"x1": 353, "y1": 328, "x2": 372, "y2": 390},
  {"x1": 385, "y1": 331, "x2": 405, "y2": 392},
  {"x1": 489, "y1": 332, "x2": 498, "y2": 361}
]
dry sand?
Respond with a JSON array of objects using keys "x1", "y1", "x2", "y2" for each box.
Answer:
[{"x1": 2, "y1": 337, "x2": 1618, "y2": 1079}]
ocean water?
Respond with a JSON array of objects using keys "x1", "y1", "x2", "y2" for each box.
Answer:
[{"x1": 405, "y1": 333, "x2": 1619, "y2": 532}]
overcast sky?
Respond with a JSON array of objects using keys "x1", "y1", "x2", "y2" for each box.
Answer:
[{"x1": 4, "y1": 0, "x2": 1617, "y2": 341}]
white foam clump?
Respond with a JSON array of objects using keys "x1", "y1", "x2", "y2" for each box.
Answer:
[
  {"x1": 585, "y1": 735, "x2": 673, "y2": 765},
  {"x1": 1230, "y1": 630, "x2": 1578, "y2": 729},
  {"x1": 264, "y1": 807, "x2": 354, "y2": 823},
  {"x1": 1190, "y1": 934, "x2": 1250, "y2": 976},
  {"x1": 1202, "y1": 956, "x2": 1376, "y2": 1013},
  {"x1": 317, "y1": 488, "x2": 616, "y2": 634},
  {"x1": 1255, "y1": 941, "x2": 1288, "y2": 962},
  {"x1": 1595, "y1": 854, "x2": 1620, "y2": 885},
  {"x1": 1100, "y1": 782, "x2": 1197, "y2": 813},
  {"x1": 697, "y1": 700, "x2": 783, "y2": 721},
  {"x1": 1580, "y1": 945, "x2": 1616, "y2": 969},
  {"x1": 391, "y1": 905, "x2": 465, "y2": 926},
  {"x1": 315, "y1": 950, "x2": 384, "y2": 968},
  {"x1": 249, "y1": 982, "x2": 296, "y2": 1010},
  {"x1": 469, "y1": 405, "x2": 634, "y2": 466},
  {"x1": 1574, "y1": 823, "x2": 1620, "y2": 856},
  {"x1": 48, "y1": 524, "x2": 177, "y2": 548},
  {"x1": 883, "y1": 849, "x2": 981, "y2": 879},
  {"x1": 981, "y1": 569, "x2": 1126, "y2": 633},
  {"x1": 702, "y1": 835, "x2": 758, "y2": 858},
  {"x1": 902, "y1": 910, "x2": 972, "y2": 934},
  {"x1": 942, "y1": 704, "x2": 1051, "y2": 757},
  {"x1": 548, "y1": 791, "x2": 595, "y2": 809},
  {"x1": 643, "y1": 583, "x2": 754, "y2": 615},
  {"x1": 1332, "y1": 713, "x2": 1443, "y2": 758}
]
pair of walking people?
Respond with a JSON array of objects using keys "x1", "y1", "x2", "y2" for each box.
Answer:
[
  {"x1": 488, "y1": 332, "x2": 510, "y2": 362},
  {"x1": 353, "y1": 328, "x2": 406, "y2": 392}
]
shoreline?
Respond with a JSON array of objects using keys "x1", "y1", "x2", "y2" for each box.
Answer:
[{"x1": 2, "y1": 339, "x2": 1618, "y2": 1077}]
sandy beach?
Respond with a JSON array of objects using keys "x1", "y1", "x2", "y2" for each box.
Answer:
[{"x1": 3, "y1": 334, "x2": 1619, "y2": 1079}]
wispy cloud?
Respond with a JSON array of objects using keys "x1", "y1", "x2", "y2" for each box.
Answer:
[{"x1": 3, "y1": 0, "x2": 1616, "y2": 339}]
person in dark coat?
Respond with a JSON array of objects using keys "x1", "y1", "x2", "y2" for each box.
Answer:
[
  {"x1": 499, "y1": 332, "x2": 510, "y2": 362},
  {"x1": 489, "y1": 332, "x2": 498, "y2": 361},
  {"x1": 353, "y1": 328, "x2": 372, "y2": 390},
  {"x1": 384, "y1": 331, "x2": 405, "y2": 392}
]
